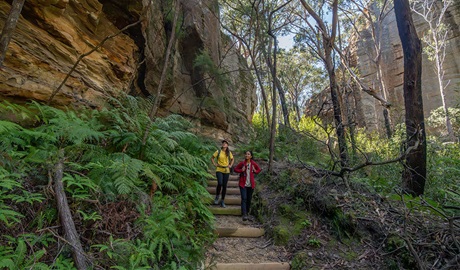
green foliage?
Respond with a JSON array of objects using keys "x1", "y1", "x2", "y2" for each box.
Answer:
[
  {"x1": 273, "y1": 225, "x2": 290, "y2": 245},
  {"x1": 0, "y1": 236, "x2": 57, "y2": 270},
  {"x1": 0, "y1": 98, "x2": 215, "y2": 269},
  {"x1": 194, "y1": 49, "x2": 229, "y2": 89},
  {"x1": 427, "y1": 106, "x2": 460, "y2": 137},
  {"x1": 249, "y1": 114, "x2": 326, "y2": 164},
  {"x1": 291, "y1": 251, "x2": 311, "y2": 269},
  {"x1": 0, "y1": 168, "x2": 43, "y2": 227},
  {"x1": 307, "y1": 237, "x2": 321, "y2": 248}
]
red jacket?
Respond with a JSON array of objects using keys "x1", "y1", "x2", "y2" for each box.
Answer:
[{"x1": 233, "y1": 159, "x2": 261, "y2": 189}]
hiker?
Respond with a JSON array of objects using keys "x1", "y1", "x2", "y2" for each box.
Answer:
[
  {"x1": 211, "y1": 139, "x2": 234, "y2": 208},
  {"x1": 233, "y1": 151, "x2": 261, "y2": 221}
]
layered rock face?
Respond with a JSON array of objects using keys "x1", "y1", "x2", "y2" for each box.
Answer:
[
  {"x1": 351, "y1": 2, "x2": 460, "y2": 132},
  {"x1": 0, "y1": 0, "x2": 255, "y2": 141}
]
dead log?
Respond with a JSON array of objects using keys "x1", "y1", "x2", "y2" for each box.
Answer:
[{"x1": 53, "y1": 149, "x2": 90, "y2": 270}]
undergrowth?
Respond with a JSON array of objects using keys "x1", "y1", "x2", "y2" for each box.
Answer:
[{"x1": 0, "y1": 98, "x2": 215, "y2": 270}]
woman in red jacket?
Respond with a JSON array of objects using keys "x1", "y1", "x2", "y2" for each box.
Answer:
[{"x1": 233, "y1": 151, "x2": 261, "y2": 221}]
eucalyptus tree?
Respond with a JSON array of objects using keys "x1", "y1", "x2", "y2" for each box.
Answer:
[
  {"x1": 221, "y1": 0, "x2": 295, "y2": 173},
  {"x1": 410, "y1": 0, "x2": 454, "y2": 140},
  {"x1": 220, "y1": 0, "x2": 271, "y2": 126},
  {"x1": 298, "y1": 0, "x2": 349, "y2": 167},
  {"x1": 343, "y1": 0, "x2": 394, "y2": 138},
  {"x1": 265, "y1": 0, "x2": 294, "y2": 130},
  {"x1": 394, "y1": 0, "x2": 426, "y2": 196}
]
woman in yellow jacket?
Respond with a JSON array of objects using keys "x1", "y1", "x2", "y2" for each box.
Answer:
[{"x1": 211, "y1": 139, "x2": 234, "y2": 208}]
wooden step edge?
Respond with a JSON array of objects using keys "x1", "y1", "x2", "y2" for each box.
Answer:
[
  {"x1": 207, "y1": 187, "x2": 240, "y2": 195},
  {"x1": 209, "y1": 206, "x2": 241, "y2": 215},
  {"x1": 207, "y1": 180, "x2": 240, "y2": 187},
  {"x1": 215, "y1": 227, "x2": 265, "y2": 238},
  {"x1": 210, "y1": 262, "x2": 290, "y2": 270},
  {"x1": 207, "y1": 197, "x2": 240, "y2": 205}
]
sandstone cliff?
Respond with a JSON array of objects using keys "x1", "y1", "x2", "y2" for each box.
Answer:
[
  {"x1": 0, "y1": 0, "x2": 255, "y2": 142},
  {"x1": 306, "y1": 3, "x2": 460, "y2": 134}
]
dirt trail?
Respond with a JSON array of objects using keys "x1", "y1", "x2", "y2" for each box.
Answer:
[{"x1": 206, "y1": 215, "x2": 290, "y2": 264}]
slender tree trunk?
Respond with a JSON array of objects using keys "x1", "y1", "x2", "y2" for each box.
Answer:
[
  {"x1": 325, "y1": 49, "x2": 348, "y2": 166},
  {"x1": 375, "y1": 60, "x2": 393, "y2": 138},
  {"x1": 435, "y1": 44, "x2": 454, "y2": 139},
  {"x1": 252, "y1": 61, "x2": 271, "y2": 127},
  {"x1": 267, "y1": 33, "x2": 277, "y2": 174},
  {"x1": 264, "y1": 34, "x2": 290, "y2": 128},
  {"x1": 394, "y1": 0, "x2": 426, "y2": 196},
  {"x1": 0, "y1": 0, "x2": 25, "y2": 66},
  {"x1": 300, "y1": 0, "x2": 348, "y2": 166},
  {"x1": 275, "y1": 77, "x2": 291, "y2": 128},
  {"x1": 53, "y1": 149, "x2": 90, "y2": 269}
]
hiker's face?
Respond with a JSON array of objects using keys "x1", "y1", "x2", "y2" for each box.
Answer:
[
  {"x1": 222, "y1": 142, "x2": 228, "y2": 148},
  {"x1": 245, "y1": 152, "x2": 252, "y2": 159}
]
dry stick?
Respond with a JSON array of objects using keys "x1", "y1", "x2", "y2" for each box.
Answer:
[
  {"x1": 399, "y1": 192, "x2": 426, "y2": 270},
  {"x1": 0, "y1": 0, "x2": 25, "y2": 66},
  {"x1": 53, "y1": 149, "x2": 90, "y2": 270},
  {"x1": 47, "y1": 20, "x2": 142, "y2": 105},
  {"x1": 404, "y1": 237, "x2": 426, "y2": 270},
  {"x1": 441, "y1": 254, "x2": 460, "y2": 270},
  {"x1": 332, "y1": 43, "x2": 391, "y2": 108},
  {"x1": 141, "y1": 0, "x2": 180, "y2": 146}
]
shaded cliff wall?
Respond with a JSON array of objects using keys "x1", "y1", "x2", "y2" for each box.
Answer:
[{"x1": 0, "y1": 0, "x2": 255, "y2": 142}]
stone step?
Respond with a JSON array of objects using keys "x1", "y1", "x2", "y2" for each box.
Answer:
[
  {"x1": 215, "y1": 227, "x2": 265, "y2": 238},
  {"x1": 208, "y1": 196, "x2": 241, "y2": 205},
  {"x1": 211, "y1": 263, "x2": 290, "y2": 270},
  {"x1": 207, "y1": 187, "x2": 240, "y2": 195},
  {"x1": 207, "y1": 180, "x2": 240, "y2": 187},
  {"x1": 209, "y1": 205, "x2": 241, "y2": 215}
]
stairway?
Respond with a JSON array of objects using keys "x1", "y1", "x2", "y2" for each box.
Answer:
[{"x1": 206, "y1": 174, "x2": 290, "y2": 270}]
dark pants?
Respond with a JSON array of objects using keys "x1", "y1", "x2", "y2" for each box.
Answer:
[
  {"x1": 215, "y1": 172, "x2": 230, "y2": 200},
  {"x1": 239, "y1": 186, "x2": 254, "y2": 216}
]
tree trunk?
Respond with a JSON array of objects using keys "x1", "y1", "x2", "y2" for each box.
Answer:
[
  {"x1": 275, "y1": 77, "x2": 291, "y2": 128},
  {"x1": 267, "y1": 34, "x2": 277, "y2": 174},
  {"x1": 394, "y1": 0, "x2": 427, "y2": 196},
  {"x1": 325, "y1": 50, "x2": 348, "y2": 166},
  {"x1": 375, "y1": 57, "x2": 393, "y2": 138},
  {"x1": 252, "y1": 61, "x2": 271, "y2": 127},
  {"x1": 53, "y1": 149, "x2": 90, "y2": 269},
  {"x1": 0, "y1": 0, "x2": 25, "y2": 66}
]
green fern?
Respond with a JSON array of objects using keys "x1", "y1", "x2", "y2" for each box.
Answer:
[
  {"x1": 0, "y1": 99, "x2": 217, "y2": 269},
  {"x1": 0, "y1": 168, "x2": 43, "y2": 227}
]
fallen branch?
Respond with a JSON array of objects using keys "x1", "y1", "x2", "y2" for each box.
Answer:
[
  {"x1": 299, "y1": 133, "x2": 421, "y2": 179},
  {"x1": 52, "y1": 149, "x2": 90, "y2": 270}
]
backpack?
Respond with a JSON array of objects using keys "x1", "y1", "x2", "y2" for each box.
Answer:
[{"x1": 217, "y1": 149, "x2": 233, "y2": 174}]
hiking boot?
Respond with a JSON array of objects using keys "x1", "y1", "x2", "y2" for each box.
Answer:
[
  {"x1": 214, "y1": 197, "x2": 219, "y2": 205},
  {"x1": 220, "y1": 201, "x2": 226, "y2": 208},
  {"x1": 242, "y1": 214, "x2": 248, "y2": 221}
]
